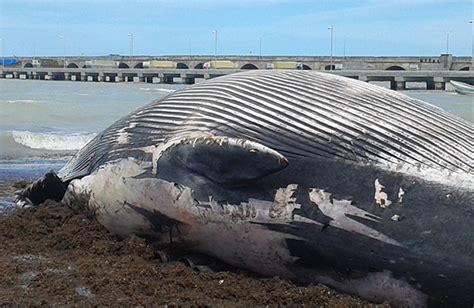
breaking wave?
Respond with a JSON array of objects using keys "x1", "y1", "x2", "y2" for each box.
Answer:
[
  {"x1": 11, "y1": 131, "x2": 96, "y2": 151},
  {"x1": 5, "y1": 99, "x2": 38, "y2": 104},
  {"x1": 139, "y1": 87, "x2": 176, "y2": 93}
]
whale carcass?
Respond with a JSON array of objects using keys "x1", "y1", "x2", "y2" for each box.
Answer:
[{"x1": 17, "y1": 70, "x2": 474, "y2": 306}]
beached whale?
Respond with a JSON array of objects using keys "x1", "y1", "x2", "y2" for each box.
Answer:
[{"x1": 17, "y1": 70, "x2": 473, "y2": 306}]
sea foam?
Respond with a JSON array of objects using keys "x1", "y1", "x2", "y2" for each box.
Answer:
[
  {"x1": 11, "y1": 131, "x2": 96, "y2": 151},
  {"x1": 139, "y1": 87, "x2": 176, "y2": 93},
  {"x1": 6, "y1": 99, "x2": 38, "y2": 104}
]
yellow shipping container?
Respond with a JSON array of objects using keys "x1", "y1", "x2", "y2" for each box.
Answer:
[
  {"x1": 204, "y1": 60, "x2": 235, "y2": 69},
  {"x1": 271, "y1": 61, "x2": 298, "y2": 69},
  {"x1": 143, "y1": 61, "x2": 176, "y2": 69}
]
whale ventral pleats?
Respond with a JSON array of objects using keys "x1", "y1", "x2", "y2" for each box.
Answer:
[{"x1": 158, "y1": 136, "x2": 289, "y2": 186}]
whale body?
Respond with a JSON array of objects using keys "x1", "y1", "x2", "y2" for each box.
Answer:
[{"x1": 18, "y1": 71, "x2": 474, "y2": 306}]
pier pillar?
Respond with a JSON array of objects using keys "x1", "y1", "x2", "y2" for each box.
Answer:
[
  {"x1": 180, "y1": 73, "x2": 194, "y2": 84},
  {"x1": 45, "y1": 73, "x2": 52, "y2": 80},
  {"x1": 434, "y1": 82, "x2": 445, "y2": 90},
  {"x1": 98, "y1": 73, "x2": 104, "y2": 82},
  {"x1": 183, "y1": 77, "x2": 195, "y2": 84},
  {"x1": 158, "y1": 73, "x2": 165, "y2": 83},
  {"x1": 396, "y1": 81, "x2": 406, "y2": 90},
  {"x1": 152, "y1": 77, "x2": 160, "y2": 83},
  {"x1": 64, "y1": 73, "x2": 70, "y2": 81},
  {"x1": 433, "y1": 77, "x2": 445, "y2": 90},
  {"x1": 358, "y1": 75, "x2": 368, "y2": 82},
  {"x1": 80, "y1": 73, "x2": 87, "y2": 81},
  {"x1": 115, "y1": 76, "x2": 123, "y2": 82},
  {"x1": 390, "y1": 77, "x2": 406, "y2": 90},
  {"x1": 13, "y1": 72, "x2": 19, "y2": 79},
  {"x1": 204, "y1": 73, "x2": 210, "y2": 79}
]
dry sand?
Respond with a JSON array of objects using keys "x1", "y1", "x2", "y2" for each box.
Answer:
[{"x1": 0, "y1": 190, "x2": 386, "y2": 307}]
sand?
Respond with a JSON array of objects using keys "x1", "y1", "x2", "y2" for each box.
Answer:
[{"x1": 0, "y1": 192, "x2": 385, "y2": 306}]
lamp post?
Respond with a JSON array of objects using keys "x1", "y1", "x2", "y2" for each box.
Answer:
[
  {"x1": 328, "y1": 26, "x2": 333, "y2": 70},
  {"x1": 59, "y1": 36, "x2": 65, "y2": 68},
  {"x1": 470, "y1": 20, "x2": 473, "y2": 69},
  {"x1": 0, "y1": 38, "x2": 3, "y2": 70},
  {"x1": 259, "y1": 36, "x2": 263, "y2": 59},
  {"x1": 128, "y1": 33, "x2": 134, "y2": 67},
  {"x1": 343, "y1": 36, "x2": 346, "y2": 68},
  {"x1": 446, "y1": 32, "x2": 450, "y2": 54},
  {"x1": 189, "y1": 39, "x2": 192, "y2": 58},
  {"x1": 212, "y1": 30, "x2": 218, "y2": 58}
]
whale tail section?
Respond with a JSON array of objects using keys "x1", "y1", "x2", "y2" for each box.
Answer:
[{"x1": 15, "y1": 172, "x2": 68, "y2": 207}]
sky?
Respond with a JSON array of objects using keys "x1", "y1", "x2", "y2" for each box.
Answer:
[{"x1": 0, "y1": 0, "x2": 473, "y2": 57}]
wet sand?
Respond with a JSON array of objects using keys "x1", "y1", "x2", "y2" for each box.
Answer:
[{"x1": 0, "y1": 192, "x2": 384, "y2": 306}]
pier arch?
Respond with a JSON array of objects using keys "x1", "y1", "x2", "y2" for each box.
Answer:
[
  {"x1": 385, "y1": 65, "x2": 406, "y2": 70},
  {"x1": 67, "y1": 63, "x2": 79, "y2": 68},
  {"x1": 118, "y1": 63, "x2": 130, "y2": 69},
  {"x1": 194, "y1": 63, "x2": 204, "y2": 69},
  {"x1": 24, "y1": 63, "x2": 33, "y2": 68},
  {"x1": 241, "y1": 63, "x2": 258, "y2": 70},
  {"x1": 324, "y1": 64, "x2": 335, "y2": 70},
  {"x1": 177, "y1": 63, "x2": 189, "y2": 69},
  {"x1": 459, "y1": 66, "x2": 470, "y2": 71},
  {"x1": 300, "y1": 64, "x2": 312, "y2": 70},
  {"x1": 134, "y1": 62, "x2": 144, "y2": 69}
]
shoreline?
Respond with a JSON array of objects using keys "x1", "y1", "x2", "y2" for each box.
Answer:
[{"x1": 0, "y1": 199, "x2": 380, "y2": 306}]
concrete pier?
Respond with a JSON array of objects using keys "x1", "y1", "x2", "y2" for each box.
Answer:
[{"x1": 0, "y1": 67, "x2": 472, "y2": 90}]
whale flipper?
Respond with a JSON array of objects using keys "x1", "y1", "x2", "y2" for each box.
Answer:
[{"x1": 155, "y1": 135, "x2": 289, "y2": 186}]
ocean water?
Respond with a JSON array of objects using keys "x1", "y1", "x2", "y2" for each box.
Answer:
[
  {"x1": 0, "y1": 78, "x2": 472, "y2": 212},
  {"x1": 0, "y1": 79, "x2": 183, "y2": 212}
]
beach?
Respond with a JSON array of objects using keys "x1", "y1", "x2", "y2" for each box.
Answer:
[
  {"x1": 0, "y1": 78, "x2": 472, "y2": 305},
  {"x1": 0, "y1": 199, "x2": 377, "y2": 306}
]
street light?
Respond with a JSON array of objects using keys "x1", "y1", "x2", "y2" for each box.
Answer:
[
  {"x1": 188, "y1": 39, "x2": 192, "y2": 58},
  {"x1": 0, "y1": 38, "x2": 3, "y2": 70},
  {"x1": 259, "y1": 35, "x2": 264, "y2": 60},
  {"x1": 446, "y1": 32, "x2": 450, "y2": 54},
  {"x1": 328, "y1": 26, "x2": 333, "y2": 70},
  {"x1": 59, "y1": 36, "x2": 65, "y2": 68},
  {"x1": 212, "y1": 30, "x2": 218, "y2": 58},
  {"x1": 128, "y1": 33, "x2": 134, "y2": 67},
  {"x1": 470, "y1": 20, "x2": 473, "y2": 70}
]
